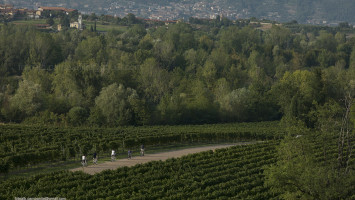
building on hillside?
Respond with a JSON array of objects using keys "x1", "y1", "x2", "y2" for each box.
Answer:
[
  {"x1": 0, "y1": 4, "x2": 13, "y2": 10},
  {"x1": 0, "y1": 5, "x2": 38, "y2": 19},
  {"x1": 70, "y1": 15, "x2": 83, "y2": 30},
  {"x1": 70, "y1": 22, "x2": 79, "y2": 28},
  {"x1": 2, "y1": 8, "x2": 15, "y2": 16},
  {"x1": 26, "y1": 10, "x2": 38, "y2": 19},
  {"x1": 36, "y1": 6, "x2": 77, "y2": 16}
]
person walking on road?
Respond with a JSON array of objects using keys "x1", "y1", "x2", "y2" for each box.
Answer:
[
  {"x1": 128, "y1": 150, "x2": 132, "y2": 159},
  {"x1": 140, "y1": 144, "x2": 145, "y2": 156},
  {"x1": 93, "y1": 152, "x2": 98, "y2": 164},
  {"x1": 81, "y1": 155, "x2": 87, "y2": 167},
  {"x1": 111, "y1": 150, "x2": 116, "y2": 161}
]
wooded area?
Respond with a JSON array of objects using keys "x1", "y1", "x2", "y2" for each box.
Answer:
[
  {"x1": 0, "y1": 18, "x2": 354, "y2": 199},
  {"x1": 1, "y1": 20, "x2": 354, "y2": 127}
]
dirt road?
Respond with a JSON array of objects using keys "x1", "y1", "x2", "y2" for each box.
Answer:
[{"x1": 71, "y1": 142, "x2": 253, "y2": 175}]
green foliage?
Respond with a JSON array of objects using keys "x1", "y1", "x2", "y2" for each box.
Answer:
[
  {"x1": 271, "y1": 70, "x2": 323, "y2": 126},
  {"x1": 46, "y1": 17, "x2": 54, "y2": 26},
  {"x1": 0, "y1": 121, "x2": 283, "y2": 172},
  {"x1": 59, "y1": 15, "x2": 70, "y2": 28},
  {"x1": 68, "y1": 106, "x2": 88, "y2": 126},
  {"x1": 52, "y1": 62, "x2": 85, "y2": 108},
  {"x1": 10, "y1": 80, "x2": 45, "y2": 117},
  {"x1": 88, "y1": 106, "x2": 106, "y2": 126},
  {"x1": 265, "y1": 102, "x2": 355, "y2": 200},
  {"x1": 74, "y1": 37, "x2": 105, "y2": 63},
  {"x1": 138, "y1": 58, "x2": 170, "y2": 104},
  {"x1": 0, "y1": 141, "x2": 279, "y2": 199},
  {"x1": 95, "y1": 83, "x2": 137, "y2": 126},
  {"x1": 265, "y1": 134, "x2": 354, "y2": 199},
  {"x1": 0, "y1": 19, "x2": 355, "y2": 126}
]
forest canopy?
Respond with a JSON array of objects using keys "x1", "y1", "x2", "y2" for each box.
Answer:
[{"x1": 0, "y1": 21, "x2": 355, "y2": 127}]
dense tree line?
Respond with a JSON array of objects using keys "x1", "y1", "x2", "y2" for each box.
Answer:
[{"x1": 0, "y1": 21, "x2": 354, "y2": 127}]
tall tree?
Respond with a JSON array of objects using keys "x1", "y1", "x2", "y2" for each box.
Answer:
[
  {"x1": 94, "y1": 83, "x2": 138, "y2": 126},
  {"x1": 10, "y1": 80, "x2": 45, "y2": 117}
]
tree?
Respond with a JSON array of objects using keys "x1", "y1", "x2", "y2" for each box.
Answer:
[
  {"x1": 265, "y1": 71, "x2": 355, "y2": 199},
  {"x1": 94, "y1": 83, "x2": 137, "y2": 126},
  {"x1": 88, "y1": 107, "x2": 105, "y2": 127},
  {"x1": 338, "y1": 22, "x2": 350, "y2": 29},
  {"x1": 264, "y1": 100, "x2": 355, "y2": 200},
  {"x1": 74, "y1": 37, "x2": 105, "y2": 63},
  {"x1": 22, "y1": 66, "x2": 53, "y2": 93},
  {"x1": 271, "y1": 70, "x2": 323, "y2": 126},
  {"x1": 335, "y1": 32, "x2": 346, "y2": 44},
  {"x1": 27, "y1": 33, "x2": 63, "y2": 68},
  {"x1": 60, "y1": 15, "x2": 70, "y2": 28},
  {"x1": 138, "y1": 58, "x2": 170, "y2": 104},
  {"x1": 46, "y1": 17, "x2": 55, "y2": 26},
  {"x1": 52, "y1": 61, "x2": 85, "y2": 108},
  {"x1": 68, "y1": 106, "x2": 88, "y2": 126},
  {"x1": 125, "y1": 13, "x2": 138, "y2": 24},
  {"x1": 265, "y1": 25, "x2": 293, "y2": 49},
  {"x1": 218, "y1": 87, "x2": 255, "y2": 122},
  {"x1": 88, "y1": 13, "x2": 98, "y2": 21},
  {"x1": 315, "y1": 31, "x2": 337, "y2": 53},
  {"x1": 10, "y1": 80, "x2": 45, "y2": 117}
]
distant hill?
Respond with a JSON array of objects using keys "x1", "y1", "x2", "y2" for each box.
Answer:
[{"x1": 2, "y1": 0, "x2": 355, "y2": 25}]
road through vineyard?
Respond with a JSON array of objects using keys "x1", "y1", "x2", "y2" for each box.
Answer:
[{"x1": 71, "y1": 142, "x2": 255, "y2": 175}]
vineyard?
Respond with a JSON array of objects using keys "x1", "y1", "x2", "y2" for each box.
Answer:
[
  {"x1": 0, "y1": 141, "x2": 279, "y2": 200},
  {"x1": 0, "y1": 121, "x2": 284, "y2": 173}
]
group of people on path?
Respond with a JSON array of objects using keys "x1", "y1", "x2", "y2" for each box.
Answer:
[
  {"x1": 81, "y1": 144, "x2": 145, "y2": 167},
  {"x1": 81, "y1": 152, "x2": 97, "y2": 166}
]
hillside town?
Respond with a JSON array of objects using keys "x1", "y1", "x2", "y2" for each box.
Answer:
[
  {"x1": 0, "y1": 1, "x2": 244, "y2": 22},
  {"x1": 0, "y1": 4, "x2": 85, "y2": 30},
  {"x1": 3, "y1": 0, "x2": 355, "y2": 25},
  {"x1": 107, "y1": 0, "x2": 242, "y2": 21},
  {"x1": 0, "y1": 4, "x2": 77, "y2": 19}
]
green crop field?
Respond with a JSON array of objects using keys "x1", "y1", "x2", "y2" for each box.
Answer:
[
  {"x1": 11, "y1": 19, "x2": 48, "y2": 25},
  {"x1": 0, "y1": 141, "x2": 279, "y2": 199},
  {"x1": 0, "y1": 121, "x2": 283, "y2": 174},
  {"x1": 83, "y1": 21, "x2": 128, "y2": 32},
  {"x1": 0, "y1": 122, "x2": 284, "y2": 199},
  {"x1": 0, "y1": 122, "x2": 353, "y2": 199}
]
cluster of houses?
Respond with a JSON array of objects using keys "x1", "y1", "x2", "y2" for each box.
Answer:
[
  {"x1": 2, "y1": 4, "x2": 183, "y2": 31},
  {"x1": 0, "y1": 4, "x2": 37, "y2": 19},
  {"x1": 0, "y1": 4, "x2": 77, "y2": 19},
  {"x1": 0, "y1": 4, "x2": 83, "y2": 30}
]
